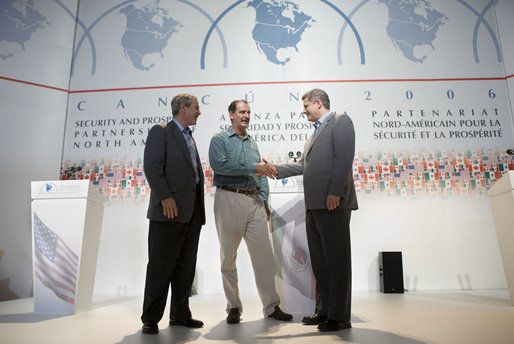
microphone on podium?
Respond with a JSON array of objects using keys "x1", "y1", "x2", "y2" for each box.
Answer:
[{"x1": 288, "y1": 151, "x2": 302, "y2": 162}]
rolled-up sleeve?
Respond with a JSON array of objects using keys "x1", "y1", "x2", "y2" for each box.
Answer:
[{"x1": 209, "y1": 134, "x2": 255, "y2": 176}]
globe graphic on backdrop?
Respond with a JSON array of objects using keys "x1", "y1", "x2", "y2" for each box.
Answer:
[
  {"x1": 119, "y1": 4, "x2": 182, "y2": 71},
  {"x1": 118, "y1": 0, "x2": 450, "y2": 69},
  {"x1": 379, "y1": 0, "x2": 448, "y2": 63},
  {"x1": 0, "y1": 0, "x2": 503, "y2": 72},
  {"x1": 247, "y1": 0, "x2": 314, "y2": 65},
  {"x1": 0, "y1": 0, "x2": 49, "y2": 60}
]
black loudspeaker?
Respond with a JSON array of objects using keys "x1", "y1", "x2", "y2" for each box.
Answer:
[{"x1": 379, "y1": 251, "x2": 404, "y2": 293}]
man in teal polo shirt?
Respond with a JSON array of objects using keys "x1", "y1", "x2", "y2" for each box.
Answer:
[{"x1": 209, "y1": 99, "x2": 292, "y2": 324}]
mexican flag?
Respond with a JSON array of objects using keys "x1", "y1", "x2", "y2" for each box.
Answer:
[{"x1": 270, "y1": 196, "x2": 315, "y2": 300}]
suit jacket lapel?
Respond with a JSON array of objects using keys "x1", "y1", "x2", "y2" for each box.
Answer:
[
  {"x1": 167, "y1": 121, "x2": 195, "y2": 171},
  {"x1": 304, "y1": 134, "x2": 315, "y2": 156},
  {"x1": 304, "y1": 113, "x2": 334, "y2": 156}
]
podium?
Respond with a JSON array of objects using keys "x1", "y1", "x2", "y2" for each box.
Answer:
[
  {"x1": 487, "y1": 171, "x2": 514, "y2": 306},
  {"x1": 31, "y1": 180, "x2": 105, "y2": 314},
  {"x1": 268, "y1": 178, "x2": 315, "y2": 313}
]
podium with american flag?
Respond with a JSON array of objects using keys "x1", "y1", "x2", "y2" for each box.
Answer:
[{"x1": 31, "y1": 180, "x2": 105, "y2": 314}]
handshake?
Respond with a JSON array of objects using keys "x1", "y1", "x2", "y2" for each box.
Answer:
[{"x1": 256, "y1": 159, "x2": 278, "y2": 179}]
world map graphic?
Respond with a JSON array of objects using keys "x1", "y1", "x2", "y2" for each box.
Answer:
[
  {"x1": 0, "y1": 0, "x2": 48, "y2": 60},
  {"x1": 380, "y1": 0, "x2": 448, "y2": 63},
  {"x1": 119, "y1": 4, "x2": 182, "y2": 71},
  {"x1": 0, "y1": 0, "x2": 502, "y2": 71},
  {"x1": 247, "y1": 0, "x2": 314, "y2": 65}
]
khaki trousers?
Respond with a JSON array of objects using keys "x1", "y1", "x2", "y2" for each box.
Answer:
[{"x1": 214, "y1": 188, "x2": 280, "y2": 316}]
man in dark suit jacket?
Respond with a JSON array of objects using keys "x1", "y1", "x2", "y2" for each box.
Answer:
[
  {"x1": 141, "y1": 94, "x2": 205, "y2": 334},
  {"x1": 272, "y1": 88, "x2": 358, "y2": 331}
]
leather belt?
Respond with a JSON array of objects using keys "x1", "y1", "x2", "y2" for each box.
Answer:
[{"x1": 217, "y1": 185, "x2": 260, "y2": 195}]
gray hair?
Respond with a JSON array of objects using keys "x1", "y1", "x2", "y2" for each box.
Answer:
[
  {"x1": 171, "y1": 94, "x2": 196, "y2": 116},
  {"x1": 302, "y1": 88, "x2": 330, "y2": 110}
]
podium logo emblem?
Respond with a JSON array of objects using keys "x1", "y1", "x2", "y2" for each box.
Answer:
[
  {"x1": 287, "y1": 246, "x2": 308, "y2": 273},
  {"x1": 40, "y1": 183, "x2": 57, "y2": 193}
]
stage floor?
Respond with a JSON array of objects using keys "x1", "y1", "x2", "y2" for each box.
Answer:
[{"x1": 1, "y1": 291, "x2": 513, "y2": 344}]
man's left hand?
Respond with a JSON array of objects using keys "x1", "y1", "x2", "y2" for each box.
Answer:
[{"x1": 326, "y1": 194, "x2": 340, "y2": 210}]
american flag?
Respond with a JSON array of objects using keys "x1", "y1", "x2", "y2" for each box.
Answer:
[{"x1": 33, "y1": 213, "x2": 78, "y2": 304}]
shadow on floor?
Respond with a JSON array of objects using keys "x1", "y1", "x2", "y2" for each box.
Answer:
[
  {"x1": 114, "y1": 315, "x2": 428, "y2": 344},
  {"x1": 0, "y1": 296, "x2": 138, "y2": 323}
]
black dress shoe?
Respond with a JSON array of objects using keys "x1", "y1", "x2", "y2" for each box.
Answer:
[
  {"x1": 267, "y1": 305, "x2": 293, "y2": 321},
  {"x1": 142, "y1": 322, "x2": 158, "y2": 334},
  {"x1": 226, "y1": 308, "x2": 241, "y2": 324},
  {"x1": 169, "y1": 317, "x2": 204, "y2": 328},
  {"x1": 317, "y1": 319, "x2": 351, "y2": 331},
  {"x1": 302, "y1": 313, "x2": 327, "y2": 325}
]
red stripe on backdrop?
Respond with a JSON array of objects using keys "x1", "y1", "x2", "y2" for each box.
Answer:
[
  {"x1": 67, "y1": 76, "x2": 514, "y2": 93},
  {"x1": 0, "y1": 76, "x2": 68, "y2": 92},
  {"x1": 2, "y1": 75, "x2": 514, "y2": 94}
]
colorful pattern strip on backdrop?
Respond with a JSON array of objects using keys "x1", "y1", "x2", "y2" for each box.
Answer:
[{"x1": 61, "y1": 149, "x2": 514, "y2": 203}]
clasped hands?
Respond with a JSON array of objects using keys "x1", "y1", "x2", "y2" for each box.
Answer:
[
  {"x1": 256, "y1": 158, "x2": 277, "y2": 179},
  {"x1": 256, "y1": 160, "x2": 341, "y2": 211}
]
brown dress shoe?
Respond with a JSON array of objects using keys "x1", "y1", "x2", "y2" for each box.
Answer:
[
  {"x1": 317, "y1": 320, "x2": 351, "y2": 331},
  {"x1": 226, "y1": 308, "x2": 241, "y2": 324},
  {"x1": 142, "y1": 322, "x2": 158, "y2": 334},
  {"x1": 267, "y1": 305, "x2": 293, "y2": 321},
  {"x1": 169, "y1": 317, "x2": 204, "y2": 328},
  {"x1": 302, "y1": 313, "x2": 327, "y2": 325}
]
